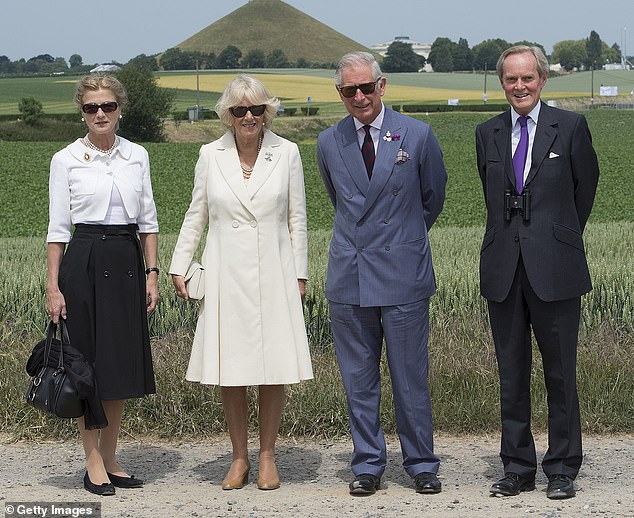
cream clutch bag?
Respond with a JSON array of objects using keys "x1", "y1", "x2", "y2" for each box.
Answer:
[{"x1": 184, "y1": 261, "x2": 205, "y2": 300}]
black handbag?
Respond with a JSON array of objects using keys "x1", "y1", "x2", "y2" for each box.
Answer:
[{"x1": 25, "y1": 320, "x2": 85, "y2": 418}]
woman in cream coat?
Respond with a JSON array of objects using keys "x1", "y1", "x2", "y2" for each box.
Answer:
[{"x1": 170, "y1": 75, "x2": 313, "y2": 491}]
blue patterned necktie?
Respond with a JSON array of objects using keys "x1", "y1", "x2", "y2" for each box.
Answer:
[
  {"x1": 361, "y1": 125, "x2": 375, "y2": 179},
  {"x1": 513, "y1": 116, "x2": 529, "y2": 193}
]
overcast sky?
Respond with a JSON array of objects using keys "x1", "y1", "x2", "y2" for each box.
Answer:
[{"x1": 1, "y1": 0, "x2": 631, "y2": 64}]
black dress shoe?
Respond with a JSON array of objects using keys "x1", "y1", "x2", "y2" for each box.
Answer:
[
  {"x1": 349, "y1": 473, "x2": 380, "y2": 496},
  {"x1": 490, "y1": 473, "x2": 535, "y2": 496},
  {"x1": 83, "y1": 472, "x2": 115, "y2": 496},
  {"x1": 414, "y1": 472, "x2": 442, "y2": 494},
  {"x1": 107, "y1": 472, "x2": 144, "y2": 489},
  {"x1": 547, "y1": 474, "x2": 575, "y2": 499}
]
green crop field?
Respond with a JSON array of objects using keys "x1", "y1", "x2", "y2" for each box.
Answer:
[{"x1": 1, "y1": 110, "x2": 632, "y2": 237}]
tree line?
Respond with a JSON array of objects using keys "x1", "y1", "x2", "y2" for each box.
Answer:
[
  {"x1": 0, "y1": 46, "x2": 335, "y2": 76},
  {"x1": 425, "y1": 30, "x2": 622, "y2": 73},
  {"x1": 1, "y1": 29, "x2": 625, "y2": 77},
  {"x1": 150, "y1": 46, "x2": 336, "y2": 71},
  {"x1": 0, "y1": 53, "x2": 89, "y2": 75}
]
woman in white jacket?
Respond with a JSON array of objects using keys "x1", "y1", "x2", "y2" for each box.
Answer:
[
  {"x1": 47, "y1": 74, "x2": 158, "y2": 496},
  {"x1": 170, "y1": 75, "x2": 313, "y2": 491}
]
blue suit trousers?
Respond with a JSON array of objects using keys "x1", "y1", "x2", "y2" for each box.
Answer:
[{"x1": 329, "y1": 299, "x2": 440, "y2": 478}]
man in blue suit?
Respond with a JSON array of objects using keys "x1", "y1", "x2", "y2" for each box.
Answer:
[{"x1": 317, "y1": 51, "x2": 447, "y2": 496}]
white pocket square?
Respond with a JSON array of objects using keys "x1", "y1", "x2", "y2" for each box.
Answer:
[{"x1": 549, "y1": 152, "x2": 559, "y2": 159}]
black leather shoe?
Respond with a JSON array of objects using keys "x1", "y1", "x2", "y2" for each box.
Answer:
[
  {"x1": 83, "y1": 472, "x2": 115, "y2": 496},
  {"x1": 107, "y1": 472, "x2": 144, "y2": 489},
  {"x1": 547, "y1": 474, "x2": 575, "y2": 499},
  {"x1": 490, "y1": 473, "x2": 535, "y2": 496},
  {"x1": 349, "y1": 473, "x2": 380, "y2": 496},
  {"x1": 414, "y1": 472, "x2": 442, "y2": 494}
]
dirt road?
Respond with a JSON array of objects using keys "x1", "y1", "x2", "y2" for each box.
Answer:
[{"x1": 2, "y1": 434, "x2": 632, "y2": 517}]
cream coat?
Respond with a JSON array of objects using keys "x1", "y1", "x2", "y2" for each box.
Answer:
[{"x1": 169, "y1": 130, "x2": 313, "y2": 386}]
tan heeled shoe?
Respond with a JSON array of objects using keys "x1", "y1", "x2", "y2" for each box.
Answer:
[
  {"x1": 257, "y1": 455, "x2": 280, "y2": 490},
  {"x1": 222, "y1": 461, "x2": 250, "y2": 490}
]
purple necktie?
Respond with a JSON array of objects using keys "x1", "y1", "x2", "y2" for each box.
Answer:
[
  {"x1": 513, "y1": 116, "x2": 529, "y2": 193},
  {"x1": 361, "y1": 125, "x2": 375, "y2": 179}
]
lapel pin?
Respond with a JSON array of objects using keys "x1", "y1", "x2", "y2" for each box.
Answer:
[
  {"x1": 383, "y1": 131, "x2": 400, "y2": 142},
  {"x1": 264, "y1": 151, "x2": 273, "y2": 161},
  {"x1": 83, "y1": 152, "x2": 90, "y2": 161}
]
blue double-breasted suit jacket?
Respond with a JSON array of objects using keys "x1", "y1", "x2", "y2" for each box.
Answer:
[{"x1": 317, "y1": 107, "x2": 447, "y2": 307}]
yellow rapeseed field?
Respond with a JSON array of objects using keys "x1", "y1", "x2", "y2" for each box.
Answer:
[{"x1": 157, "y1": 73, "x2": 514, "y2": 103}]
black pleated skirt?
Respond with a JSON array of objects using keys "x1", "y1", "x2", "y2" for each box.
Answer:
[{"x1": 58, "y1": 223, "x2": 156, "y2": 400}]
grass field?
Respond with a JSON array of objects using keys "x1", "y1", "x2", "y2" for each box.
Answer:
[{"x1": 1, "y1": 224, "x2": 631, "y2": 439}]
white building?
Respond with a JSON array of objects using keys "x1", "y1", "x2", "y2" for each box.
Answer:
[
  {"x1": 370, "y1": 36, "x2": 433, "y2": 72},
  {"x1": 90, "y1": 64, "x2": 121, "y2": 73}
]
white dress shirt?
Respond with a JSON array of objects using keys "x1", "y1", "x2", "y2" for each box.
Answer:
[
  {"x1": 47, "y1": 136, "x2": 159, "y2": 243},
  {"x1": 354, "y1": 104, "x2": 385, "y2": 153}
]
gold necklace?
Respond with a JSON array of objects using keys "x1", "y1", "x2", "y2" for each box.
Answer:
[
  {"x1": 82, "y1": 135, "x2": 118, "y2": 156},
  {"x1": 239, "y1": 134, "x2": 263, "y2": 180}
]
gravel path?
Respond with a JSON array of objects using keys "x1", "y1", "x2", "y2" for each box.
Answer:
[{"x1": 2, "y1": 434, "x2": 633, "y2": 517}]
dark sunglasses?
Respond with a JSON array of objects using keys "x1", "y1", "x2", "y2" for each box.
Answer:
[
  {"x1": 81, "y1": 101, "x2": 119, "y2": 114},
  {"x1": 229, "y1": 104, "x2": 266, "y2": 118},
  {"x1": 338, "y1": 80, "x2": 380, "y2": 98}
]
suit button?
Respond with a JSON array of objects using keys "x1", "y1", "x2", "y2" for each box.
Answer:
[
  {"x1": 103, "y1": 271, "x2": 110, "y2": 277},
  {"x1": 127, "y1": 271, "x2": 133, "y2": 277},
  {"x1": 347, "y1": 193, "x2": 353, "y2": 199},
  {"x1": 232, "y1": 221, "x2": 239, "y2": 228},
  {"x1": 250, "y1": 220, "x2": 257, "y2": 228},
  {"x1": 101, "y1": 235, "x2": 107, "y2": 240},
  {"x1": 383, "y1": 219, "x2": 390, "y2": 224},
  {"x1": 385, "y1": 246, "x2": 391, "y2": 251},
  {"x1": 514, "y1": 235, "x2": 519, "y2": 242},
  {"x1": 392, "y1": 189, "x2": 399, "y2": 196}
]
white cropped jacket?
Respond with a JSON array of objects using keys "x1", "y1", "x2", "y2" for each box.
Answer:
[{"x1": 47, "y1": 137, "x2": 158, "y2": 243}]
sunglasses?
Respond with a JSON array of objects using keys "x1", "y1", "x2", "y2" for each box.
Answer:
[
  {"x1": 338, "y1": 80, "x2": 380, "y2": 98},
  {"x1": 229, "y1": 105, "x2": 266, "y2": 118},
  {"x1": 81, "y1": 101, "x2": 119, "y2": 114}
]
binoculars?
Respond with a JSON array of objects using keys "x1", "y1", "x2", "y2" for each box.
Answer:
[{"x1": 504, "y1": 190, "x2": 531, "y2": 221}]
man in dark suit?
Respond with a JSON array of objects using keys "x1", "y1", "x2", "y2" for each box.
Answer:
[
  {"x1": 317, "y1": 52, "x2": 447, "y2": 496},
  {"x1": 476, "y1": 46, "x2": 599, "y2": 500}
]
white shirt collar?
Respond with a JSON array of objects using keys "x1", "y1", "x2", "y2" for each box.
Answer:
[
  {"x1": 353, "y1": 104, "x2": 385, "y2": 132},
  {"x1": 511, "y1": 102, "x2": 541, "y2": 126}
]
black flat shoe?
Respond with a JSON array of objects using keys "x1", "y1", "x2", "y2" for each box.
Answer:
[
  {"x1": 547, "y1": 474, "x2": 575, "y2": 499},
  {"x1": 414, "y1": 472, "x2": 442, "y2": 494},
  {"x1": 83, "y1": 472, "x2": 115, "y2": 496},
  {"x1": 490, "y1": 472, "x2": 535, "y2": 497},
  {"x1": 349, "y1": 473, "x2": 380, "y2": 496},
  {"x1": 107, "y1": 472, "x2": 144, "y2": 488}
]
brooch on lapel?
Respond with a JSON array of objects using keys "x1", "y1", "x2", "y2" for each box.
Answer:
[
  {"x1": 395, "y1": 149, "x2": 410, "y2": 165},
  {"x1": 383, "y1": 130, "x2": 400, "y2": 142},
  {"x1": 83, "y1": 152, "x2": 91, "y2": 162},
  {"x1": 264, "y1": 151, "x2": 273, "y2": 162}
]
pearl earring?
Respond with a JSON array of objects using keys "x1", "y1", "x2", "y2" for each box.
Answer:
[{"x1": 81, "y1": 117, "x2": 85, "y2": 122}]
